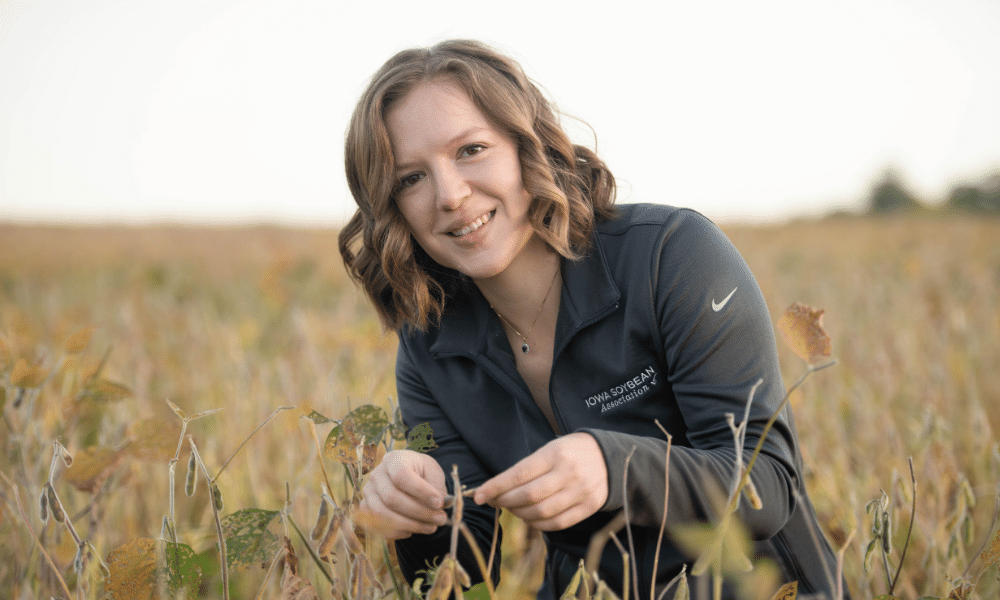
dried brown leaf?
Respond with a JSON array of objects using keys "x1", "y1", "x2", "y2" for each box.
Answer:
[
  {"x1": 281, "y1": 537, "x2": 320, "y2": 600},
  {"x1": 776, "y1": 303, "x2": 832, "y2": 364}
]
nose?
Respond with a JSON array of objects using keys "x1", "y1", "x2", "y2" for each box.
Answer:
[{"x1": 434, "y1": 163, "x2": 471, "y2": 211}]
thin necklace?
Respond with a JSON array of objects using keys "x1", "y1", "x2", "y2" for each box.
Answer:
[{"x1": 490, "y1": 267, "x2": 560, "y2": 354}]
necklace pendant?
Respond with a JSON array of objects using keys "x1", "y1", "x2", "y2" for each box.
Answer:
[{"x1": 521, "y1": 343, "x2": 529, "y2": 354}]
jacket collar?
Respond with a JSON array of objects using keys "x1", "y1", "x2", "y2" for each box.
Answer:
[{"x1": 429, "y1": 232, "x2": 621, "y2": 359}]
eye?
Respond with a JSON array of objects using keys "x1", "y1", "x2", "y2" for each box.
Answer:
[
  {"x1": 460, "y1": 143, "x2": 487, "y2": 158},
  {"x1": 397, "y1": 172, "x2": 424, "y2": 190}
]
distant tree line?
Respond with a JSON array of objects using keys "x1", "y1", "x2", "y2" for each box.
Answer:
[{"x1": 867, "y1": 168, "x2": 1000, "y2": 215}]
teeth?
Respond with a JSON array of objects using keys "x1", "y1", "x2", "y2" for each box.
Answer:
[{"x1": 452, "y1": 211, "x2": 492, "y2": 237}]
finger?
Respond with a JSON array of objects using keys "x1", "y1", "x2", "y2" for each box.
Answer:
[
  {"x1": 526, "y1": 500, "x2": 595, "y2": 532},
  {"x1": 384, "y1": 456, "x2": 447, "y2": 510},
  {"x1": 390, "y1": 471, "x2": 446, "y2": 510},
  {"x1": 360, "y1": 491, "x2": 445, "y2": 539},
  {"x1": 502, "y1": 485, "x2": 577, "y2": 523},
  {"x1": 488, "y1": 470, "x2": 563, "y2": 510},
  {"x1": 369, "y1": 466, "x2": 448, "y2": 524},
  {"x1": 474, "y1": 451, "x2": 553, "y2": 505},
  {"x1": 377, "y1": 484, "x2": 449, "y2": 527}
]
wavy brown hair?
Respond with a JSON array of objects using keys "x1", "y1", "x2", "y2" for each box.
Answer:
[{"x1": 339, "y1": 39, "x2": 616, "y2": 331}]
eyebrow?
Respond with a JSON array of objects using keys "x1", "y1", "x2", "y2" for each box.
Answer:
[{"x1": 393, "y1": 127, "x2": 494, "y2": 173}]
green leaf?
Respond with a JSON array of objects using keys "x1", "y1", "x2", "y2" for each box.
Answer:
[
  {"x1": 465, "y1": 581, "x2": 492, "y2": 600},
  {"x1": 390, "y1": 405, "x2": 408, "y2": 440},
  {"x1": 301, "y1": 409, "x2": 333, "y2": 424},
  {"x1": 405, "y1": 422, "x2": 438, "y2": 453},
  {"x1": 80, "y1": 378, "x2": 132, "y2": 402},
  {"x1": 343, "y1": 404, "x2": 391, "y2": 445},
  {"x1": 159, "y1": 541, "x2": 202, "y2": 596},
  {"x1": 105, "y1": 538, "x2": 202, "y2": 600},
  {"x1": 221, "y1": 508, "x2": 281, "y2": 572}
]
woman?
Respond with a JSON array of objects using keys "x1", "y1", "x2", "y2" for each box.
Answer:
[{"x1": 339, "y1": 39, "x2": 845, "y2": 599}]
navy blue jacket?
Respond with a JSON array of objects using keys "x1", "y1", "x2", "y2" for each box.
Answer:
[{"x1": 394, "y1": 204, "x2": 845, "y2": 599}]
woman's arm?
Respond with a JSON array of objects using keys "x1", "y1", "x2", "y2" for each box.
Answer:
[
  {"x1": 385, "y1": 337, "x2": 503, "y2": 586},
  {"x1": 590, "y1": 209, "x2": 800, "y2": 538}
]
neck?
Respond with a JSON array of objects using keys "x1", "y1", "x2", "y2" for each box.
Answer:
[{"x1": 474, "y1": 239, "x2": 561, "y2": 330}]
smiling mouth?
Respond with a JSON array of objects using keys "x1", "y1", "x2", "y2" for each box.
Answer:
[{"x1": 448, "y1": 210, "x2": 495, "y2": 237}]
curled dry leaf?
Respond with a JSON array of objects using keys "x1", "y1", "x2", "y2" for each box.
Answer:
[
  {"x1": 281, "y1": 536, "x2": 320, "y2": 600},
  {"x1": 776, "y1": 303, "x2": 832, "y2": 365}
]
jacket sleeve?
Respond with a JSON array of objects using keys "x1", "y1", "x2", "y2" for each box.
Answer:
[
  {"x1": 391, "y1": 334, "x2": 502, "y2": 587},
  {"x1": 585, "y1": 209, "x2": 801, "y2": 540}
]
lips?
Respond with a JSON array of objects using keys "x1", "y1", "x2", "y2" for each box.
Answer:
[{"x1": 447, "y1": 210, "x2": 494, "y2": 237}]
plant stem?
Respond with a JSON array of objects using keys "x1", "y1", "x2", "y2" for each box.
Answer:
[
  {"x1": 287, "y1": 514, "x2": 335, "y2": 585},
  {"x1": 213, "y1": 406, "x2": 294, "y2": 483},
  {"x1": 622, "y1": 446, "x2": 640, "y2": 600},
  {"x1": 188, "y1": 436, "x2": 229, "y2": 600},
  {"x1": 458, "y1": 523, "x2": 497, "y2": 599},
  {"x1": 0, "y1": 471, "x2": 73, "y2": 600},
  {"x1": 306, "y1": 420, "x2": 334, "y2": 501},
  {"x1": 651, "y1": 422, "x2": 672, "y2": 600},
  {"x1": 889, "y1": 457, "x2": 917, "y2": 595},
  {"x1": 728, "y1": 360, "x2": 836, "y2": 515}
]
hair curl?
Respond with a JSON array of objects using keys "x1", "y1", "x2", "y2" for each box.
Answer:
[{"x1": 339, "y1": 39, "x2": 616, "y2": 331}]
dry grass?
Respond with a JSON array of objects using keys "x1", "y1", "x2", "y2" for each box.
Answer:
[{"x1": 0, "y1": 215, "x2": 998, "y2": 599}]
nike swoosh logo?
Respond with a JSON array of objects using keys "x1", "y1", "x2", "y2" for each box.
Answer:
[{"x1": 711, "y1": 287, "x2": 738, "y2": 312}]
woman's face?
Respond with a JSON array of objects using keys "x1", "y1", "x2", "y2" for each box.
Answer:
[{"x1": 386, "y1": 78, "x2": 535, "y2": 281}]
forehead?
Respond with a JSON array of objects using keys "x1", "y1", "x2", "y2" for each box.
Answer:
[{"x1": 385, "y1": 79, "x2": 493, "y2": 154}]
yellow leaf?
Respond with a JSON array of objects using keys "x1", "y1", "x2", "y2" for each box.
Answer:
[
  {"x1": 64, "y1": 446, "x2": 123, "y2": 493},
  {"x1": 324, "y1": 419, "x2": 360, "y2": 464},
  {"x1": 776, "y1": 303, "x2": 832, "y2": 365},
  {"x1": 673, "y1": 516, "x2": 753, "y2": 577},
  {"x1": 65, "y1": 326, "x2": 96, "y2": 354},
  {"x1": 770, "y1": 580, "x2": 797, "y2": 600},
  {"x1": 81, "y1": 379, "x2": 132, "y2": 402},
  {"x1": 127, "y1": 418, "x2": 183, "y2": 462},
  {"x1": 982, "y1": 528, "x2": 1000, "y2": 566},
  {"x1": 11, "y1": 358, "x2": 47, "y2": 388},
  {"x1": 0, "y1": 337, "x2": 11, "y2": 369}
]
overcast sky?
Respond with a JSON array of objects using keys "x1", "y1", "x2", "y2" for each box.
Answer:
[{"x1": 1, "y1": 0, "x2": 998, "y2": 226}]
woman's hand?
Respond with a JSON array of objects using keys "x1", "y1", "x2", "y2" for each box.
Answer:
[
  {"x1": 473, "y1": 432, "x2": 608, "y2": 531},
  {"x1": 357, "y1": 449, "x2": 449, "y2": 540}
]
